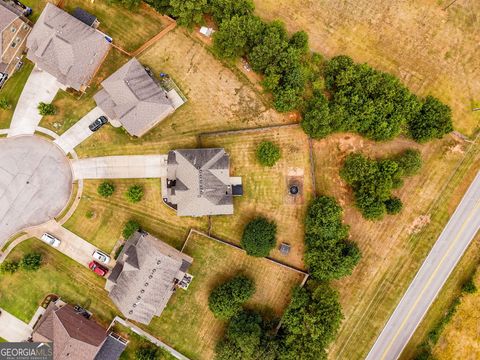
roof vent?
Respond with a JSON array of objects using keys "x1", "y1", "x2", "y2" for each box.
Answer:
[
  {"x1": 137, "y1": 296, "x2": 141, "y2": 300},
  {"x1": 144, "y1": 283, "x2": 149, "y2": 287}
]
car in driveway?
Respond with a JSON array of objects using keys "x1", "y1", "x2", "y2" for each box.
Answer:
[
  {"x1": 89, "y1": 261, "x2": 108, "y2": 277},
  {"x1": 92, "y1": 249, "x2": 110, "y2": 264},
  {"x1": 88, "y1": 116, "x2": 108, "y2": 132},
  {"x1": 41, "y1": 233, "x2": 61, "y2": 248}
]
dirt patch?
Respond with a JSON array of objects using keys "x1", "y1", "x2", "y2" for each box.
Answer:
[{"x1": 407, "y1": 215, "x2": 432, "y2": 235}]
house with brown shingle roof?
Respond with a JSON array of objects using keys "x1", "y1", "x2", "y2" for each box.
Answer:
[
  {"x1": 94, "y1": 58, "x2": 178, "y2": 137},
  {"x1": 32, "y1": 300, "x2": 127, "y2": 360},
  {"x1": 26, "y1": 3, "x2": 110, "y2": 91},
  {"x1": 163, "y1": 148, "x2": 243, "y2": 216},
  {"x1": 0, "y1": 1, "x2": 31, "y2": 87},
  {"x1": 105, "y1": 231, "x2": 193, "y2": 325}
]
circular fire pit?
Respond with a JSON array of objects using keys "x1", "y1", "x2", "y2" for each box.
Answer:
[{"x1": 289, "y1": 185, "x2": 299, "y2": 195}]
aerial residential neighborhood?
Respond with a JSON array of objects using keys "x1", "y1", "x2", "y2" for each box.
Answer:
[{"x1": 0, "y1": 1, "x2": 478, "y2": 360}]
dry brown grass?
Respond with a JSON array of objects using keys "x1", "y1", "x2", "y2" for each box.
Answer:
[
  {"x1": 432, "y1": 269, "x2": 480, "y2": 359},
  {"x1": 142, "y1": 231, "x2": 305, "y2": 360},
  {"x1": 201, "y1": 125, "x2": 314, "y2": 269},
  {"x1": 253, "y1": 0, "x2": 480, "y2": 135}
]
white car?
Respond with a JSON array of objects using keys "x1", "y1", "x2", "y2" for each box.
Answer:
[
  {"x1": 41, "y1": 233, "x2": 61, "y2": 248},
  {"x1": 92, "y1": 250, "x2": 110, "y2": 264}
]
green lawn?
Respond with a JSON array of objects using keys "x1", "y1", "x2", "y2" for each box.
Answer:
[
  {"x1": 0, "y1": 239, "x2": 118, "y2": 326},
  {"x1": 21, "y1": 0, "x2": 54, "y2": 22},
  {"x1": 0, "y1": 61, "x2": 34, "y2": 129}
]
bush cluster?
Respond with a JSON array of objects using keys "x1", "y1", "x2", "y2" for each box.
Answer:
[
  {"x1": 97, "y1": 182, "x2": 115, "y2": 197},
  {"x1": 37, "y1": 102, "x2": 56, "y2": 116},
  {"x1": 340, "y1": 149, "x2": 422, "y2": 220},
  {"x1": 0, "y1": 252, "x2": 42, "y2": 274},
  {"x1": 125, "y1": 184, "x2": 144, "y2": 203},
  {"x1": 301, "y1": 56, "x2": 453, "y2": 142},
  {"x1": 256, "y1": 141, "x2": 281, "y2": 167},
  {"x1": 241, "y1": 217, "x2": 277, "y2": 257},
  {"x1": 304, "y1": 196, "x2": 361, "y2": 281},
  {"x1": 208, "y1": 275, "x2": 255, "y2": 319},
  {"x1": 122, "y1": 219, "x2": 140, "y2": 239}
]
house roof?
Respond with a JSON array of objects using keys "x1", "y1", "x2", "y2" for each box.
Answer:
[
  {"x1": 165, "y1": 148, "x2": 236, "y2": 216},
  {"x1": 106, "y1": 231, "x2": 193, "y2": 325},
  {"x1": 26, "y1": 3, "x2": 110, "y2": 90},
  {"x1": 0, "y1": 2, "x2": 19, "y2": 55},
  {"x1": 32, "y1": 303, "x2": 109, "y2": 360},
  {"x1": 94, "y1": 58, "x2": 175, "y2": 137},
  {"x1": 94, "y1": 334, "x2": 127, "y2": 360},
  {"x1": 72, "y1": 7, "x2": 97, "y2": 27}
]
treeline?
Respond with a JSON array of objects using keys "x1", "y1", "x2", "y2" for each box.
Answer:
[{"x1": 340, "y1": 149, "x2": 422, "y2": 220}]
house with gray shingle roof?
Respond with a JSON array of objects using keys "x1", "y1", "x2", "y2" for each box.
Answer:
[
  {"x1": 0, "y1": 1, "x2": 30, "y2": 86},
  {"x1": 32, "y1": 299, "x2": 127, "y2": 360},
  {"x1": 163, "y1": 148, "x2": 243, "y2": 217},
  {"x1": 26, "y1": 3, "x2": 110, "y2": 91},
  {"x1": 105, "y1": 231, "x2": 193, "y2": 325},
  {"x1": 94, "y1": 58, "x2": 177, "y2": 137}
]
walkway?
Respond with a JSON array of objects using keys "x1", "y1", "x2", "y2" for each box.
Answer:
[
  {"x1": 54, "y1": 107, "x2": 105, "y2": 154},
  {"x1": 71, "y1": 155, "x2": 168, "y2": 180},
  {"x1": 8, "y1": 68, "x2": 61, "y2": 137},
  {"x1": 0, "y1": 308, "x2": 32, "y2": 341},
  {"x1": 366, "y1": 171, "x2": 480, "y2": 360}
]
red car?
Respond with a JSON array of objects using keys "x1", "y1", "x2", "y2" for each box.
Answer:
[{"x1": 89, "y1": 261, "x2": 108, "y2": 277}]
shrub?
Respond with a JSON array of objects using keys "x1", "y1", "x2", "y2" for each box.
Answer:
[
  {"x1": 0, "y1": 260, "x2": 19, "y2": 274},
  {"x1": 385, "y1": 197, "x2": 403, "y2": 215},
  {"x1": 241, "y1": 217, "x2": 277, "y2": 257},
  {"x1": 256, "y1": 141, "x2": 281, "y2": 167},
  {"x1": 135, "y1": 345, "x2": 158, "y2": 360},
  {"x1": 37, "y1": 102, "x2": 56, "y2": 116},
  {"x1": 21, "y1": 252, "x2": 42, "y2": 271},
  {"x1": 122, "y1": 220, "x2": 140, "y2": 239},
  {"x1": 408, "y1": 96, "x2": 453, "y2": 143},
  {"x1": 208, "y1": 275, "x2": 255, "y2": 319},
  {"x1": 85, "y1": 210, "x2": 95, "y2": 219},
  {"x1": 0, "y1": 97, "x2": 11, "y2": 110},
  {"x1": 126, "y1": 185, "x2": 144, "y2": 203},
  {"x1": 462, "y1": 278, "x2": 477, "y2": 294},
  {"x1": 97, "y1": 182, "x2": 115, "y2": 197}
]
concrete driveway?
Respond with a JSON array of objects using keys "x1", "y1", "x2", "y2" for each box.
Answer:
[
  {"x1": 8, "y1": 68, "x2": 61, "y2": 137},
  {"x1": 0, "y1": 308, "x2": 32, "y2": 341},
  {"x1": 54, "y1": 107, "x2": 105, "y2": 154},
  {"x1": 0, "y1": 136, "x2": 72, "y2": 247},
  {"x1": 71, "y1": 155, "x2": 168, "y2": 180},
  {"x1": 28, "y1": 220, "x2": 113, "y2": 268}
]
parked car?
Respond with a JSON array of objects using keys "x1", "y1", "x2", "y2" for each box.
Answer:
[
  {"x1": 11, "y1": 0, "x2": 32, "y2": 16},
  {"x1": 89, "y1": 116, "x2": 108, "y2": 132},
  {"x1": 41, "y1": 233, "x2": 61, "y2": 248},
  {"x1": 92, "y1": 249, "x2": 110, "y2": 264},
  {"x1": 89, "y1": 261, "x2": 108, "y2": 277},
  {"x1": 0, "y1": 73, "x2": 8, "y2": 89}
]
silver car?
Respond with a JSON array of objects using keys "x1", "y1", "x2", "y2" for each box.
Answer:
[{"x1": 41, "y1": 233, "x2": 61, "y2": 248}]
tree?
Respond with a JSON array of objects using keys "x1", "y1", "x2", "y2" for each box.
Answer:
[
  {"x1": 38, "y1": 102, "x2": 56, "y2": 116},
  {"x1": 98, "y1": 182, "x2": 115, "y2": 197},
  {"x1": 408, "y1": 95, "x2": 453, "y2": 143},
  {"x1": 169, "y1": 0, "x2": 208, "y2": 27},
  {"x1": 279, "y1": 284, "x2": 343, "y2": 360},
  {"x1": 256, "y1": 141, "x2": 281, "y2": 167},
  {"x1": 462, "y1": 278, "x2": 477, "y2": 294},
  {"x1": 241, "y1": 217, "x2": 277, "y2": 257},
  {"x1": 135, "y1": 345, "x2": 159, "y2": 360},
  {"x1": 126, "y1": 184, "x2": 144, "y2": 203},
  {"x1": 0, "y1": 97, "x2": 10, "y2": 110},
  {"x1": 385, "y1": 197, "x2": 403, "y2": 215},
  {"x1": 289, "y1": 31, "x2": 309, "y2": 54},
  {"x1": 144, "y1": 0, "x2": 172, "y2": 14},
  {"x1": 394, "y1": 149, "x2": 422, "y2": 177},
  {"x1": 208, "y1": 275, "x2": 255, "y2": 319},
  {"x1": 123, "y1": 220, "x2": 140, "y2": 238},
  {"x1": 21, "y1": 252, "x2": 42, "y2": 271},
  {"x1": 0, "y1": 260, "x2": 19, "y2": 274},
  {"x1": 209, "y1": 0, "x2": 254, "y2": 23},
  {"x1": 301, "y1": 92, "x2": 333, "y2": 139}
]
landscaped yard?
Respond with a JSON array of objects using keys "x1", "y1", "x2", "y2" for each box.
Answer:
[
  {"x1": 0, "y1": 61, "x2": 34, "y2": 129},
  {"x1": 62, "y1": 0, "x2": 170, "y2": 52},
  {"x1": 201, "y1": 125, "x2": 314, "y2": 270},
  {"x1": 0, "y1": 239, "x2": 118, "y2": 326},
  {"x1": 142, "y1": 231, "x2": 305, "y2": 360}
]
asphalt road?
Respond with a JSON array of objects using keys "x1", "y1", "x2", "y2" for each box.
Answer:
[{"x1": 366, "y1": 171, "x2": 480, "y2": 360}]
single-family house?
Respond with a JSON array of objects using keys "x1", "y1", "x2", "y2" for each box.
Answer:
[
  {"x1": 105, "y1": 230, "x2": 193, "y2": 325},
  {"x1": 94, "y1": 58, "x2": 178, "y2": 137},
  {"x1": 32, "y1": 299, "x2": 127, "y2": 360},
  {"x1": 163, "y1": 148, "x2": 243, "y2": 216},
  {"x1": 0, "y1": 1, "x2": 31, "y2": 87},
  {"x1": 26, "y1": 3, "x2": 110, "y2": 91}
]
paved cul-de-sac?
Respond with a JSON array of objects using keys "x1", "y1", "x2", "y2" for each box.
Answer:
[{"x1": 0, "y1": 136, "x2": 72, "y2": 245}]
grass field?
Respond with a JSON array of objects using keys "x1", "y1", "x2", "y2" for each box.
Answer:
[
  {"x1": 0, "y1": 239, "x2": 118, "y2": 326},
  {"x1": 142, "y1": 231, "x2": 305, "y2": 360},
  {"x1": 431, "y1": 268, "x2": 480, "y2": 359},
  {"x1": 253, "y1": 0, "x2": 480, "y2": 136},
  {"x1": 0, "y1": 61, "x2": 34, "y2": 129},
  {"x1": 62, "y1": 0, "x2": 169, "y2": 52},
  {"x1": 201, "y1": 126, "x2": 314, "y2": 269}
]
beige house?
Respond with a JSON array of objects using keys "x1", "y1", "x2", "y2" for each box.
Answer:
[
  {"x1": 0, "y1": 1, "x2": 31, "y2": 87},
  {"x1": 26, "y1": 3, "x2": 110, "y2": 91}
]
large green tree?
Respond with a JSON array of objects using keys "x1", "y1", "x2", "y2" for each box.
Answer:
[
  {"x1": 241, "y1": 217, "x2": 277, "y2": 257},
  {"x1": 169, "y1": 0, "x2": 208, "y2": 27},
  {"x1": 208, "y1": 275, "x2": 256, "y2": 319},
  {"x1": 209, "y1": 0, "x2": 254, "y2": 23}
]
